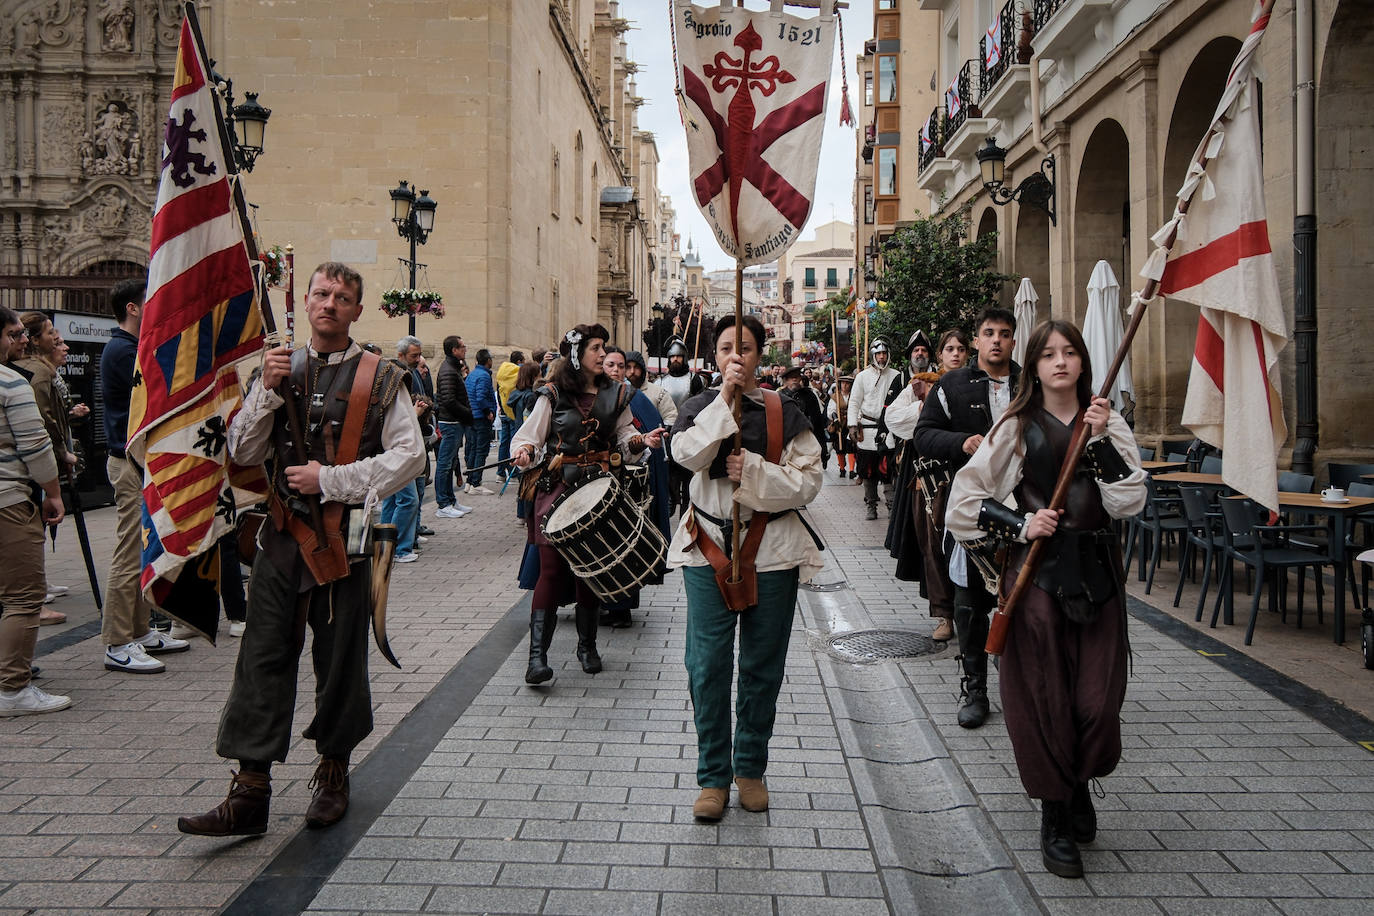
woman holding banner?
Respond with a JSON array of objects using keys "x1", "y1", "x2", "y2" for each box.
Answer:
[
  {"x1": 945, "y1": 319, "x2": 1144, "y2": 879},
  {"x1": 668, "y1": 315, "x2": 823, "y2": 822}
]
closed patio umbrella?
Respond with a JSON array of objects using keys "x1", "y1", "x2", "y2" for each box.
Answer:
[
  {"x1": 1083, "y1": 259, "x2": 1134, "y2": 409},
  {"x1": 1012, "y1": 278, "x2": 1039, "y2": 367}
]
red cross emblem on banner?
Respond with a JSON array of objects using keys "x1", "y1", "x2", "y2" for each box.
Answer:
[{"x1": 681, "y1": 22, "x2": 827, "y2": 236}]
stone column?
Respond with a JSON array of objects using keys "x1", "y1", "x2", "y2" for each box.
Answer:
[
  {"x1": 1121, "y1": 52, "x2": 1164, "y2": 438},
  {"x1": 17, "y1": 76, "x2": 36, "y2": 189}
]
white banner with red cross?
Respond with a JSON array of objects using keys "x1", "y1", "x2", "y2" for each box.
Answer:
[{"x1": 674, "y1": 0, "x2": 835, "y2": 266}]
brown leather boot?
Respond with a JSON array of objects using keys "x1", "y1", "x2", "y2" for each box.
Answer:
[
  {"x1": 305, "y1": 758, "x2": 350, "y2": 829},
  {"x1": 177, "y1": 770, "x2": 271, "y2": 836},
  {"x1": 734, "y1": 777, "x2": 769, "y2": 812},
  {"x1": 692, "y1": 787, "x2": 728, "y2": 821}
]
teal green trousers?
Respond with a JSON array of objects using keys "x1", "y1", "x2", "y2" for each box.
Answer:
[{"x1": 683, "y1": 565, "x2": 800, "y2": 788}]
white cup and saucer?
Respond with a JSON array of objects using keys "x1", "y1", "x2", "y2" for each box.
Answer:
[{"x1": 1321, "y1": 486, "x2": 1349, "y2": 504}]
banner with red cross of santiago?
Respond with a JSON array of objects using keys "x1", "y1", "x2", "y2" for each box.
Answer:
[{"x1": 675, "y1": 1, "x2": 835, "y2": 266}]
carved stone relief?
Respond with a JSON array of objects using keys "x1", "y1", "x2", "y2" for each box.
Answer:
[
  {"x1": 81, "y1": 99, "x2": 140, "y2": 176},
  {"x1": 97, "y1": 0, "x2": 134, "y2": 51},
  {"x1": 39, "y1": 0, "x2": 81, "y2": 50},
  {"x1": 41, "y1": 214, "x2": 69, "y2": 269},
  {"x1": 83, "y1": 185, "x2": 133, "y2": 236},
  {"x1": 41, "y1": 101, "x2": 83, "y2": 169}
]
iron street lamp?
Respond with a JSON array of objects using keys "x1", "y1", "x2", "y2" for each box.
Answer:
[
  {"x1": 388, "y1": 179, "x2": 439, "y2": 336},
  {"x1": 976, "y1": 136, "x2": 1057, "y2": 225},
  {"x1": 210, "y1": 64, "x2": 271, "y2": 172}
]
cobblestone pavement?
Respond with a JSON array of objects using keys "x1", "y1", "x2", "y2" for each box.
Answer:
[
  {"x1": 5, "y1": 468, "x2": 1374, "y2": 914},
  {"x1": 0, "y1": 486, "x2": 527, "y2": 914}
]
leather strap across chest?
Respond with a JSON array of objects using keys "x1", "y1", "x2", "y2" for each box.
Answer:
[{"x1": 688, "y1": 389, "x2": 784, "y2": 606}]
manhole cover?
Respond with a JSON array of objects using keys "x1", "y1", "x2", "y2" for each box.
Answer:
[{"x1": 827, "y1": 629, "x2": 942, "y2": 662}]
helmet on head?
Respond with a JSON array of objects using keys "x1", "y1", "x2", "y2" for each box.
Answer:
[
  {"x1": 667, "y1": 338, "x2": 688, "y2": 359},
  {"x1": 907, "y1": 330, "x2": 933, "y2": 355},
  {"x1": 869, "y1": 338, "x2": 890, "y2": 365}
]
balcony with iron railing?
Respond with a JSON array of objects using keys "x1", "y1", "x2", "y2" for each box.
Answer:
[
  {"x1": 945, "y1": 60, "x2": 979, "y2": 137},
  {"x1": 980, "y1": 0, "x2": 1019, "y2": 99},
  {"x1": 916, "y1": 104, "x2": 959, "y2": 194},
  {"x1": 1031, "y1": 0, "x2": 1114, "y2": 61},
  {"x1": 979, "y1": 0, "x2": 1035, "y2": 124},
  {"x1": 917, "y1": 105, "x2": 945, "y2": 174},
  {"x1": 943, "y1": 59, "x2": 996, "y2": 162}
]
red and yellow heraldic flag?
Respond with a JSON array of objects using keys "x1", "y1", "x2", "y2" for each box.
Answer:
[{"x1": 127, "y1": 4, "x2": 267, "y2": 611}]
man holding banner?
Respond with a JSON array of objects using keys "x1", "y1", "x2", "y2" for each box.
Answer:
[{"x1": 179, "y1": 262, "x2": 423, "y2": 836}]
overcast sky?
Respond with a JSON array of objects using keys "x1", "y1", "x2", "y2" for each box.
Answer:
[{"x1": 622, "y1": 0, "x2": 874, "y2": 273}]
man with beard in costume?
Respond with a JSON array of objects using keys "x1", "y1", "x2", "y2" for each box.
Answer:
[
  {"x1": 660, "y1": 338, "x2": 704, "y2": 515},
  {"x1": 883, "y1": 331, "x2": 955, "y2": 642},
  {"x1": 847, "y1": 339, "x2": 902, "y2": 520},
  {"x1": 625, "y1": 349, "x2": 677, "y2": 427}
]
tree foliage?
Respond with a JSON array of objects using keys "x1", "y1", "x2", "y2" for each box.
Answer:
[{"x1": 869, "y1": 208, "x2": 1012, "y2": 360}]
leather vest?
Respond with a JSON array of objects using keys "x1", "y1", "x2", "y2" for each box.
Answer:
[
  {"x1": 268, "y1": 348, "x2": 401, "y2": 506},
  {"x1": 1012, "y1": 410, "x2": 1117, "y2": 622},
  {"x1": 538, "y1": 379, "x2": 630, "y2": 458}
]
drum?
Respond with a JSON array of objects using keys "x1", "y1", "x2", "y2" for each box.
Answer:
[
  {"x1": 620, "y1": 463, "x2": 651, "y2": 511},
  {"x1": 541, "y1": 474, "x2": 668, "y2": 601}
]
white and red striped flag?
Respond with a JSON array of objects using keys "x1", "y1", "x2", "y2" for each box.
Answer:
[
  {"x1": 1151, "y1": 3, "x2": 1285, "y2": 511},
  {"x1": 127, "y1": 2, "x2": 268, "y2": 612}
]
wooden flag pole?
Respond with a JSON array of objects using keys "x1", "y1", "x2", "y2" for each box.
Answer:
[
  {"x1": 728, "y1": 260, "x2": 745, "y2": 583},
  {"x1": 284, "y1": 243, "x2": 295, "y2": 344},
  {"x1": 985, "y1": 0, "x2": 1277, "y2": 656}
]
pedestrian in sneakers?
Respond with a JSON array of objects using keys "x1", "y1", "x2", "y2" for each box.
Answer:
[
  {"x1": 433, "y1": 335, "x2": 474, "y2": 519},
  {"x1": 178, "y1": 262, "x2": 424, "y2": 837},
  {"x1": 669, "y1": 315, "x2": 824, "y2": 822},
  {"x1": 0, "y1": 304, "x2": 72, "y2": 716},
  {"x1": 463, "y1": 348, "x2": 497, "y2": 494},
  {"x1": 98, "y1": 276, "x2": 190, "y2": 672},
  {"x1": 945, "y1": 319, "x2": 1144, "y2": 879}
]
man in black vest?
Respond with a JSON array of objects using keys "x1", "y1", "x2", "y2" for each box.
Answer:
[
  {"x1": 179, "y1": 262, "x2": 424, "y2": 837},
  {"x1": 913, "y1": 307, "x2": 1019, "y2": 729}
]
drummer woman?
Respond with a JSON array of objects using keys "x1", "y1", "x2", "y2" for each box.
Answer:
[
  {"x1": 511, "y1": 324, "x2": 662, "y2": 685},
  {"x1": 945, "y1": 319, "x2": 1144, "y2": 879},
  {"x1": 669, "y1": 315, "x2": 824, "y2": 822}
]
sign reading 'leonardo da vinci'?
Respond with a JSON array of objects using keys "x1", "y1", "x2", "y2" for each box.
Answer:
[{"x1": 674, "y1": 0, "x2": 836, "y2": 266}]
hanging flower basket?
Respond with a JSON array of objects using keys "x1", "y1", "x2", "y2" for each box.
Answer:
[
  {"x1": 379, "y1": 287, "x2": 415, "y2": 317},
  {"x1": 259, "y1": 245, "x2": 287, "y2": 289},
  {"x1": 380, "y1": 288, "x2": 444, "y2": 319},
  {"x1": 414, "y1": 290, "x2": 445, "y2": 319}
]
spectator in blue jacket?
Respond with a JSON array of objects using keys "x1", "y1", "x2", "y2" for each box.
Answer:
[{"x1": 464, "y1": 349, "x2": 497, "y2": 493}]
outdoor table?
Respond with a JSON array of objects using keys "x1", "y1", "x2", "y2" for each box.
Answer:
[
  {"x1": 1268, "y1": 492, "x2": 1374, "y2": 644},
  {"x1": 1153, "y1": 471, "x2": 1229, "y2": 488},
  {"x1": 1141, "y1": 460, "x2": 1188, "y2": 472}
]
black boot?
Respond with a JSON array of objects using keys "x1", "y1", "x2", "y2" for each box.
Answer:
[
  {"x1": 525, "y1": 610, "x2": 555, "y2": 684},
  {"x1": 1040, "y1": 799, "x2": 1084, "y2": 878},
  {"x1": 953, "y1": 597, "x2": 991, "y2": 729},
  {"x1": 1070, "y1": 782, "x2": 1097, "y2": 844},
  {"x1": 599, "y1": 604, "x2": 633, "y2": 628},
  {"x1": 574, "y1": 604, "x2": 602, "y2": 674}
]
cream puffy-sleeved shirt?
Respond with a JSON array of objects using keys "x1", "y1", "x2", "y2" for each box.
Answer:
[
  {"x1": 668, "y1": 390, "x2": 825, "y2": 582},
  {"x1": 228, "y1": 342, "x2": 425, "y2": 509},
  {"x1": 883, "y1": 382, "x2": 923, "y2": 441},
  {"x1": 945, "y1": 409, "x2": 1147, "y2": 544}
]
